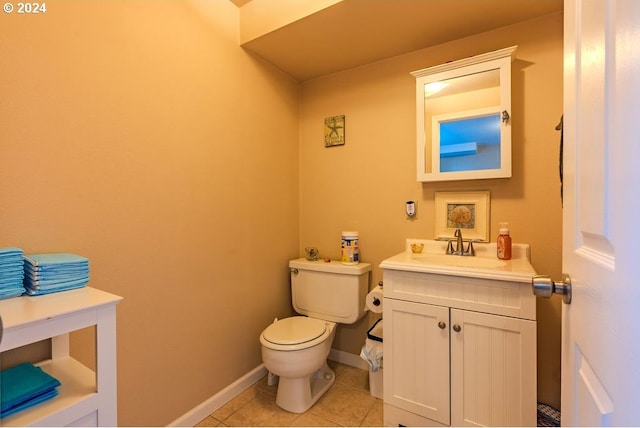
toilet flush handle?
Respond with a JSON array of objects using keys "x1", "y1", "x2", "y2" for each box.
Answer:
[{"x1": 290, "y1": 268, "x2": 299, "y2": 274}]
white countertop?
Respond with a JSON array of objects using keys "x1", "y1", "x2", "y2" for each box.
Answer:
[{"x1": 380, "y1": 239, "x2": 537, "y2": 283}]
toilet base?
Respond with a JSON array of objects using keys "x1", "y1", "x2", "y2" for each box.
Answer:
[{"x1": 275, "y1": 362, "x2": 335, "y2": 413}]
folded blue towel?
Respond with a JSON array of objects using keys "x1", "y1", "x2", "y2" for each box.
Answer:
[
  {"x1": 24, "y1": 274, "x2": 89, "y2": 286},
  {"x1": 23, "y1": 253, "x2": 88, "y2": 267},
  {"x1": 24, "y1": 266, "x2": 88, "y2": 279},
  {"x1": 0, "y1": 267, "x2": 24, "y2": 277},
  {"x1": 0, "y1": 274, "x2": 24, "y2": 285},
  {"x1": 25, "y1": 284, "x2": 86, "y2": 296},
  {"x1": 1, "y1": 388, "x2": 59, "y2": 418},
  {"x1": 0, "y1": 363, "x2": 61, "y2": 417},
  {"x1": 0, "y1": 288, "x2": 25, "y2": 299},
  {"x1": 24, "y1": 276, "x2": 89, "y2": 290},
  {"x1": 0, "y1": 260, "x2": 24, "y2": 270},
  {"x1": 24, "y1": 279, "x2": 88, "y2": 296},
  {"x1": 0, "y1": 259, "x2": 24, "y2": 267},
  {"x1": 0, "y1": 247, "x2": 23, "y2": 257}
]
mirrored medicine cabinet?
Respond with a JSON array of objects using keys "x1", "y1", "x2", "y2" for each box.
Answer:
[{"x1": 412, "y1": 46, "x2": 517, "y2": 182}]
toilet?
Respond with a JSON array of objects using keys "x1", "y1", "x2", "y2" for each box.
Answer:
[{"x1": 260, "y1": 258, "x2": 371, "y2": 413}]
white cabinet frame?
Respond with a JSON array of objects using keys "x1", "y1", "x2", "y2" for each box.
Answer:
[{"x1": 0, "y1": 287, "x2": 122, "y2": 427}]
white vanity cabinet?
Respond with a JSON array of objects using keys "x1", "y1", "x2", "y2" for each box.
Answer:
[
  {"x1": 0, "y1": 287, "x2": 122, "y2": 427},
  {"x1": 382, "y1": 268, "x2": 536, "y2": 427}
]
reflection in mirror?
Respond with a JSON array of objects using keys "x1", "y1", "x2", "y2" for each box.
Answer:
[
  {"x1": 439, "y1": 113, "x2": 501, "y2": 172},
  {"x1": 412, "y1": 46, "x2": 516, "y2": 182}
]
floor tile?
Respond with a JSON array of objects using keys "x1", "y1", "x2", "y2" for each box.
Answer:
[
  {"x1": 330, "y1": 360, "x2": 370, "y2": 394},
  {"x1": 361, "y1": 399, "x2": 384, "y2": 427},
  {"x1": 195, "y1": 362, "x2": 382, "y2": 427},
  {"x1": 195, "y1": 415, "x2": 221, "y2": 427},
  {"x1": 290, "y1": 412, "x2": 340, "y2": 427},
  {"x1": 310, "y1": 382, "x2": 379, "y2": 427},
  {"x1": 211, "y1": 385, "x2": 261, "y2": 422},
  {"x1": 253, "y1": 374, "x2": 278, "y2": 397},
  {"x1": 223, "y1": 390, "x2": 298, "y2": 427}
]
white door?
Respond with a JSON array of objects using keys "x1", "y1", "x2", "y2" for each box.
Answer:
[{"x1": 559, "y1": 0, "x2": 640, "y2": 425}]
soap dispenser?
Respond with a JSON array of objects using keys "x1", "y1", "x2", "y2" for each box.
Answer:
[{"x1": 497, "y1": 222, "x2": 512, "y2": 260}]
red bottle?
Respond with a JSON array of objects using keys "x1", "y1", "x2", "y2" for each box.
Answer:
[{"x1": 497, "y1": 222, "x2": 512, "y2": 260}]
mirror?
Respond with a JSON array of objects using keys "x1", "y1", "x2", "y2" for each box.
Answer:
[{"x1": 412, "y1": 46, "x2": 517, "y2": 182}]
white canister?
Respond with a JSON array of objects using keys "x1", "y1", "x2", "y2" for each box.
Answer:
[{"x1": 341, "y1": 231, "x2": 359, "y2": 265}]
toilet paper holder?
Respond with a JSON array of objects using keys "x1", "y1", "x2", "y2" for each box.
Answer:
[
  {"x1": 366, "y1": 282, "x2": 384, "y2": 313},
  {"x1": 372, "y1": 281, "x2": 383, "y2": 305}
]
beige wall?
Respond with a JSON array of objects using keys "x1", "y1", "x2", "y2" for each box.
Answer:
[
  {"x1": 0, "y1": 1, "x2": 299, "y2": 425},
  {"x1": 300, "y1": 13, "x2": 564, "y2": 409}
]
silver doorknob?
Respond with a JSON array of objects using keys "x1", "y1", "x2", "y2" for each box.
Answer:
[{"x1": 532, "y1": 273, "x2": 572, "y2": 304}]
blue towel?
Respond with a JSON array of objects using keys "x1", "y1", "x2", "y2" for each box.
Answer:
[
  {"x1": 0, "y1": 268, "x2": 24, "y2": 278},
  {"x1": 24, "y1": 275, "x2": 89, "y2": 288},
  {"x1": 24, "y1": 266, "x2": 88, "y2": 279},
  {"x1": 23, "y1": 253, "x2": 88, "y2": 268},
  {"x1": 24, "y1": 279, "x2": 88, "y2": 296},
  {"x1": 0, "y1": 287, "x2": 25, "y2": 299},
  {"x1": 0, "y1": 363, "x2": 61, "y2": 417},
  {"x1": 0, "y1": 275, "x2": 24, "y2": 285},
  {"x1": 1, "y1": 389, "x2": 59, "y2": 418},
  {"x1": 0, "y1": 261, "x2": 24, "y2": 270},
  {"x1": 0, "y1": 247, "x2": 23, "y2": 257}
]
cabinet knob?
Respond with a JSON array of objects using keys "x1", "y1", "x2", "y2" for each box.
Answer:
[
  {"x1": 453, "y1": 324, "x2": 462, "y2": 332},
  {"x1": 438, "y1": 321, "x2": 446, "y2": 330}
]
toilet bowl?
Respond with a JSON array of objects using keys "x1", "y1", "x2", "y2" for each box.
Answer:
[
  {"x1": 260, "y1": 316, "x2": 336, "y2": 413},
  {"x1": 259, "y1": 258, "x2": 371, "y2": 413}
]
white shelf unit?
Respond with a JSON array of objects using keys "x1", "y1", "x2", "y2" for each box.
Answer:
[{"x1": 0, "y1": 287, "x2": 123, "y2": 427}]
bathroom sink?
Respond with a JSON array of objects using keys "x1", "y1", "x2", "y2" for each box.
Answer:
[
  {"x1": 380, "y1": 239, "x2": 537, "y2": 283},
  {"x1": 411, "y1": 253, "x2": 508, "y2": 269}
]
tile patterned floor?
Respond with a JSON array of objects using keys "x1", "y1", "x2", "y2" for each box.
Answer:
[{"x1": 196, "y1": 361, "x2": 383, "y2": 427}]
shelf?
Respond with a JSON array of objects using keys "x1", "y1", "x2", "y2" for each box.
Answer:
[
  {"x1": 2, "y1": 357, "x2": 97, "y2": 427},
  {"x1": 0, "y1": 287, "x2": 122, "y2": 426},
  {"x1": 0, "y1": 287, "x2": 123, "y2": 353}
]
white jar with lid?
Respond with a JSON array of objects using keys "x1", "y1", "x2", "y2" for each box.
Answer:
[{"x1": 341, "y1": 231, "x2": 359, "y2": 265}]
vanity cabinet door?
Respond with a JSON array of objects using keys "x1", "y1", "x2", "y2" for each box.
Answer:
[
  {"x1": 384, "y1": 298, "x2": 450, "y2": 425},
  {"x1": 450, "y1": 309, "x2": 537, "y2": 427}
]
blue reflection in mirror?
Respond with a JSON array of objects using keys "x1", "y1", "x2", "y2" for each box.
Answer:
[{"x1": 440, "y1": 114, "x2": 501, "y2": 173}]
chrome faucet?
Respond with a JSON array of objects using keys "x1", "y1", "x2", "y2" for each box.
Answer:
[
  {"x1": 454, "y1": 229, "x2": 464, "y2": 255},
  {"x1": 442, "y1": 228, "x2": 477, "y2": 256}
]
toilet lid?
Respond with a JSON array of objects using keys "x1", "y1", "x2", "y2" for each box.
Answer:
[{"x1": 262, "y1": 316, "x2": 327, "y2": 345}]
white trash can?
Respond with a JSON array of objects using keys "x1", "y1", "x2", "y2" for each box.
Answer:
[{"x1": 360, "y1": 318, "x2": 383, "y2": 399}]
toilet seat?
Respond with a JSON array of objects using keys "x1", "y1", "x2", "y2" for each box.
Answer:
[{"x1": 261, "y1": 316, "x2": 333, "y2": 351}]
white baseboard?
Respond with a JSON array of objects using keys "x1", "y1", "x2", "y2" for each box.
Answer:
[
  {"x1": 167, "y1": 364, "x2": 268, "y2": 427},
  {"x1": 329, "y1": 348, "x2": 369, "y2": 370},
  {"x1": 168, "y1": 349, "x2": 367, "y2": 427}
]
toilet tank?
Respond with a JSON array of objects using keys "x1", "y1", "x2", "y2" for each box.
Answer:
[{"x1": 289, "y1": 258, "x2": 371, "y2": 324}]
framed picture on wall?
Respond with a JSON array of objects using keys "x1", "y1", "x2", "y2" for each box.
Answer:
[
  {"x1": 324, "y1": 115, "x2": 345, "y2": 147},
  {"x1": 434, "y1": 191, "x2": 490, "y2": 242}
]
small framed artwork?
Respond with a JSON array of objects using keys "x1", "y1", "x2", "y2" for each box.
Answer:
[
  {"x1": 324, "y1": 115, "x2": 345, "y2": 147},
  {"x1": 434, "y1": 191, "x2": 490, "y2": 242}
]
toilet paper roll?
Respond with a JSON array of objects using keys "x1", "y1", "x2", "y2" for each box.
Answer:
[{"x1": 366, "y1": 285, "x2": 384, "y2": 313}]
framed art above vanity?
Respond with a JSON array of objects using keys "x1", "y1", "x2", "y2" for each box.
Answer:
[{"x1": 412, "y1": 46, "x2": 517, "y2": 182}]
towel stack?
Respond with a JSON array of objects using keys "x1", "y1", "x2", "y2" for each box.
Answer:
[
  {"x1": 0, "y1": 363, "x2": 62, "y2": 418},
  {"x1": 23, "y1": 253, "x2": 89, "y2": 296},
  {"x1": 0, "y1": 247, "x2": 25, "y2": 299}
]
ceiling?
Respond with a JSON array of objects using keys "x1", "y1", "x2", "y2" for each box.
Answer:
[{"x1": 235, "y1": 0, "x2": 563, "y2": 81}]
